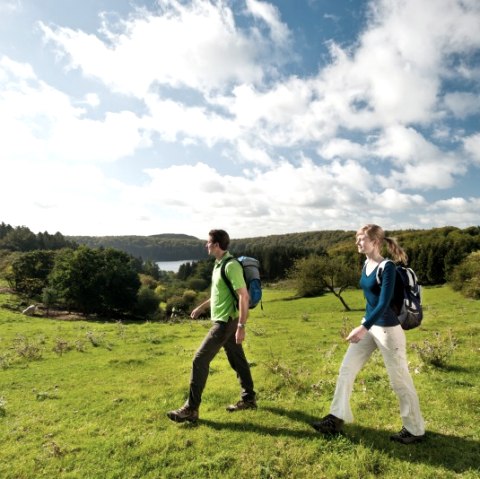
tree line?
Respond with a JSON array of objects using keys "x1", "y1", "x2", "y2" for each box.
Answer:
[
  {"x1": 70, "y1": 233, "x2": 208, "y2": 261},
  {"x1": 0, "y1": 222, "x2": 76, "y2": 251},
  {"x1": 71, "y1": 226, "x2": 480, "y2": 285},
  {"x1": 1, "y1": 222, "x2": 479, "y2": 319}
]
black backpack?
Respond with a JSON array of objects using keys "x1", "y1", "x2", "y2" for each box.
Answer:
[
  {"x1": 221, "y1": 256, "x2": 263, "y2": 310},
  {"x1": 376, "y1": 259, "x2": 423, "y2": 330}
]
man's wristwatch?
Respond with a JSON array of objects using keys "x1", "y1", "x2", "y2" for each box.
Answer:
[{"x1": 237, "y1": 323, "x2": 246, "y2": 329}]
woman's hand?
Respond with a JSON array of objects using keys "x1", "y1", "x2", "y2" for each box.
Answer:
[{"x1": 346, "y1": 325, "x2": 368, "y2": 343}]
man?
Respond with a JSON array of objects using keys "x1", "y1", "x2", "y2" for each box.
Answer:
[{"x1": 167, "y1": 229, "x2": 257, "y2": 423}]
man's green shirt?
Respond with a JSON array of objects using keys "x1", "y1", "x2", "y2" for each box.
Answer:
[{"x1": 211, "y1": 252, "x2": 245, "y2": 322}]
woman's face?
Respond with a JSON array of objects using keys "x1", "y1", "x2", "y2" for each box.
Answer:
[{"x1": 356, "y1": 233, "x2": 378, "y2": 255}]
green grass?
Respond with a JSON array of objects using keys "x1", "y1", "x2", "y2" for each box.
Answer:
[{"x1": 1, "y1": 285, "x2": 479, "y2": 478}]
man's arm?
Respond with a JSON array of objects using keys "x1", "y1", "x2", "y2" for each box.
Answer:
[
  {"x1": 190, "y1": 298, "x2": 211, "y2": 319},
  {"x1": 235, "y1": 286, "x2": 249, "y2": 344}
]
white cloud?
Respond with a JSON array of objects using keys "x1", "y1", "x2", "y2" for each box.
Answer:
[
  {"x1": 376, "y1": 188, "x2": 425, "y2": 211},
  {"x1": 83, "y1": 93, "x2": 100, "y2": 107},
  {"x1": 245, "y1": 0, "x2": 290, "y2": 45},
  {"x1": 2, "y1": 0, "x2": 480, "y2": 238},
  {"x1": 318, "y1": 138, "x2": 369, "y2": 160},
  {"x1": 372, "y1": 125, "x2": 466, "y2": 190},
  {"x1": 444, "y1": 92, "x2": 480, "y2": 119},
  {"x1": 0, "y1": 56, "x2": 149, "y2": 163},
  {"x1": 0, "y1": 0, "x2": 21, "y2": 14},
  {"x1": 421, "y1": 197, "x2": 480, "y2": 227},
  {"x1": 464, "y1": 133, "x2": 480, "y2": 165},
  {"x1": 40, "y1": 0, "x2": 274, "y2": 97},
  {"x1": 235, "y1": 140, "x2": 274, "y2": 167},
  {"x1": 143, "y1": 94, "x2": 239, "y2": 146}
]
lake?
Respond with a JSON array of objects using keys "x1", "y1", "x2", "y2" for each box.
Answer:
[{"x1": 156, "y1": 259, "x2": 198, "y2": 272}]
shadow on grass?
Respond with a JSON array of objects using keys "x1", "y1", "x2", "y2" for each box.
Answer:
[
  {"x1": 199, "y1": 406, "x2": 479, "y2": 474},
  {"x1": 259, "y1": 406, "x2": 480, "y2": 475},
  {"x1": 200, "y1": 417, "x2": 318, "y2": 440}
]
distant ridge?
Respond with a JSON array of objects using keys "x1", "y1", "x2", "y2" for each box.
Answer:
[
  {"x1": 147, "y1": 233, "x2": 199, "y2": 240},
  {"x1": 69, "y1": 234, "x2": 206, "y2": 261}
]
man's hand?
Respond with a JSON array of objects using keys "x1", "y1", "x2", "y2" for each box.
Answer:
[
  {"x1": 190, "y1": 299, "x2": 210, "y2": 319},
  {"x1": 235, "y1": 326, "x2": 246, "y2": 344},
  {"x1": 190, "y1": 307, "x2": 201, "y2": 319}
]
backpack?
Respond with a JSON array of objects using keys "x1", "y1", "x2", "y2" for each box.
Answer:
[
  {"x1": 376, "y1": 259, "x2": 423, "y2": 330},
  {"x1": 221, "y1": 256, "x2": 263, "y2": 310}
]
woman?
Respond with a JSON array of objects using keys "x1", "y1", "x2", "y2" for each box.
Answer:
[{"x1": 311, "y1": 224, "x2": 425, "y2": 444}]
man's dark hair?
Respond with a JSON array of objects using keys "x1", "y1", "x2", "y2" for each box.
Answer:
[{"x1": 209, "y1": 229, "x2": 230, "y2": 250}]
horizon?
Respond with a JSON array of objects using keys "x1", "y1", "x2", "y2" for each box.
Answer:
[{"x1": 4, "y1": 221, "x2": 477, "y2": 242}]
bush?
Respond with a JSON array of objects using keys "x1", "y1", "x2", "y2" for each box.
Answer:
[
  {"x1": 7, "y1": 250, "x2": 56, "y2": 297},
  {"x1": 187, "y1": 277, "x2": 209, "y2": 291},
  {"x1": 139, "y1": 274, "x2": 158, "y2": 290},
  {"x1": 136, "y1": 286, "x2": 162, "y2": 319},
  {"x1": 448, "y1": 251, "x2": 480, "y2": 299},
  {"x1": 411, "y1": 331, "x2": 457, "y2": 368}
]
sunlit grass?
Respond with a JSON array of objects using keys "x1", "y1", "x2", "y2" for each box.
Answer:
[{"x1": 0, "y1": 285, "x2": 479, "y2": 478}]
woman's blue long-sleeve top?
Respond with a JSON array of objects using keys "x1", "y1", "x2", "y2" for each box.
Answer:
[{"x1": 360, "y1": 260, "x2": 400, "y2": 330}]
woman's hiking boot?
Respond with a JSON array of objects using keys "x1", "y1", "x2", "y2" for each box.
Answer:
[
  {"x1": 166, "y1": 405, "x2": 199, "y2": 423},
  {"x1": 226, "y1": 399, "x2": 257, "y2": 412},
  {"x1": 311, "y1": 414, "x2": 344, "y2": 434},
  {"x1": 390, "y1": 427, "x2": 425, "y2": 444}
]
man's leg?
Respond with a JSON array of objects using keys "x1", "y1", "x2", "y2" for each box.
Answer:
[
  {"x1": 167, "y1": 321, "x2": 231, "y2": 423},
  {"x1": 223, "y1": 321, "x2": 256, "y2": 409},
  {"x1": 187, "y1": 321, "x2": 232, "y2": 409}
]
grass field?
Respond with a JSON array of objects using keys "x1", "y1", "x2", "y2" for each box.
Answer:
[{"x1": 1, "y1": 284, "x2": 479, "y2": 478}]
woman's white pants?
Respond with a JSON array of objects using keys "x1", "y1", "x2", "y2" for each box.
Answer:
[{"x1": 330, "y1": 324, "x2": 425, "y2": 436}]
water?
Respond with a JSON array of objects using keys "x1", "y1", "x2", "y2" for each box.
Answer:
[{"x1": 156, "y1": 259, "x2": 198, "y2": 272}]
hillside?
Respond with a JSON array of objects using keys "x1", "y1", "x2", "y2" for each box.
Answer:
[
  {"x1": 69, "y1": 233, "x2": 207, "y2": 261},
  {"x1": 68, "y1": 227, "x2": 480, "y2": 265}
]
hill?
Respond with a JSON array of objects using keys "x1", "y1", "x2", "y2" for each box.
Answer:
[
  {"x1": 68, "y1": 227, "x2": 480, "y2": 275},
  {"x1": 69, "y1": 233, "x2": 207, "y2": 261}
]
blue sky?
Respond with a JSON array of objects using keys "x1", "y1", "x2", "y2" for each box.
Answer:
[{"x1": 1, "y1": 0, "x2": 479, "y2": 239}]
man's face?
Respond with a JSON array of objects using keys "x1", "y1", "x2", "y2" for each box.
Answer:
[{"x1": 206, "y1": 236, "x2": 218, "y2": 256}]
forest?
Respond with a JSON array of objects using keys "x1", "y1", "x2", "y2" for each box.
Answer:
[{"x1": 1, "y1": 222, "x2": 479, "y2": 319}]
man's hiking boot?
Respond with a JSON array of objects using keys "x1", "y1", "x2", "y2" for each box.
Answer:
[
  {"x1": 226, "y1": 399, "x2": 257, "y2": 412},
  {"x1": 390, "y1": 427, "x2": 425, "y2": 444},
  {"x1": 166, "y1": 405, "x2": 199, "y2": 423},
  {"x1": 311, "y1": 414, "x2": 344, "y2": 435}
]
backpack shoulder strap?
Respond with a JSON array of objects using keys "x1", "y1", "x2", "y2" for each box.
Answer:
[
  {"x1": 220, "y1": 257, "x2": 239, "y2": 308},
  {"x1": 376, "y1": 258, "x2": 394, "y2": 285}
]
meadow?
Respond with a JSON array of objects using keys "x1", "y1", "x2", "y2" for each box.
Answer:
[{"x1": 0, "y1": 284, "x2": 479, "y2": 479}]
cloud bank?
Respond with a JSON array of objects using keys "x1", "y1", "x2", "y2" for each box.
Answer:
[{"x1": 1, "y1": 0, "x2": 479, "y2": 237}]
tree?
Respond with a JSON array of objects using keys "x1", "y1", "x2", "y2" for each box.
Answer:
[
  {"x1": 7, "y1": 250, "x2": 56, "y2": 296},
  {"x1": 289, "y1": 255, "x2": 358, "y2": 310},
  {"x1": 98, "y1": 248, "x2": 141, "y2": 315},
  {"x1": 48, "y1": 246, "x2": 140, "y2": 316},
  {"x1": 448, "y1": 251, "x2": 480, "y2": 299},
  {"x1": 1, "y1": 226, "x2": 38, "y2": 251},
  {"x1": 48, "y1": 247, "x2": 103, "y2": 314},
  {"x1": 135, "y1": 286, "x2": 162, "y2": 319}
]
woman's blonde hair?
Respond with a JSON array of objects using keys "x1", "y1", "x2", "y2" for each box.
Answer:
[{"x1": 357, "y1": 224, "x2": 408, "y2": 264}]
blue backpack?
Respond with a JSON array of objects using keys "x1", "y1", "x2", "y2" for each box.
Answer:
[
  {"x1": 221, "y1": 256, "x2": 263, "y2": 310},
  {"x1": 376, "y1": 259, "x2": 423, "y2": 330}
]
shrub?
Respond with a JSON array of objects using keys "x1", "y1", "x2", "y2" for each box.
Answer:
[
  {"x1": 449, "y1": 251, "x2": 480, "y2": 299},
  {"x1": 13, "y1": 336, "x2": 43, "y2": 360},
  {"x1": 187, "y1": 277, "x2": 209, "y2": 291},
  {"x1": 411, "y1": 330, "x2": 457, "y2": 368},
  {"x1": 136, "y1": 286, "x2": 161, "y2": 319}
]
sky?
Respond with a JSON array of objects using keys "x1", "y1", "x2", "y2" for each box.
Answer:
[{"x1": 1, "y1": 0, "x2": 480, "y2": 239}]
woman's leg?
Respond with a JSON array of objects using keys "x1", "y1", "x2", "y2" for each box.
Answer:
[
  {"x1": 330, "y1": 332, "x2": 377, "y2": 422},
  {"x1": 371, "y1": 325, "x2": 425, "y2": 436}
]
